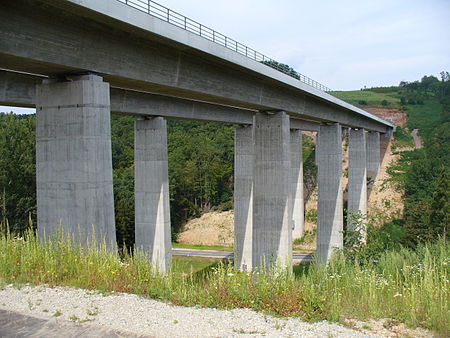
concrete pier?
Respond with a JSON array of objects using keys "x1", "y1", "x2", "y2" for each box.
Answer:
[
  {"x1": 234, "y1": 125, "x2": 254, "y2": 271},
  {"x1": 252, "y1": 111, "x2": 292, "y2": 270},
  {"x1": 366, "y1": 131, "x2": 381, "y2": 182},
  {"x1": 348, "y1": 129, "x2": 368, "y2": 241},
  {"x1": 290, "y1": 129, "x2": 304, "y2": 239},
  {"x1": 317, "y1": 123, "x2": 343, "y2": 263},
  {"x1": 135, "y1": 117, "x2": 171, "y2": 273},
  {"x1": 36, "y1": 74, "x2": 116, "y2": 249}
]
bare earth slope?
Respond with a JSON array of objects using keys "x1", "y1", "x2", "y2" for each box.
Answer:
[{"x1": 179, "y1": 108, "x2": 409, "y2": 247}]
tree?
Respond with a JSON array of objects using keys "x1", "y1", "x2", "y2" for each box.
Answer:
[{"x1": 0, "y1": 113, "x2": 36, "y2": 233}]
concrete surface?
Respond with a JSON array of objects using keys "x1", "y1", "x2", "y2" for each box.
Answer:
[
  {"x1": 290, "y1": 129, "x2": 305, "y2": 239},
  {"x1": 135, "y1": 117, "x2": 172, "y2": 273},
  {"x1": 0, "y1": 0, "x2": 393, "y2": 132},
  {"x1": 36, "y1": 74, "x2": 116, "y2": 249},
  {"x1": 348, "y1": 129, "x2": 368, "y2": 241},
  {"x1": 317, "y1": 123, "x2": 343, "y2": 264},
  {"x1": 234, "y1": 125, "x2": 254, "y2": 271},
  {"x1": 366, "y1": 131, "x2": 381, "y2": 182},
  {"x1": 252, "y1": 112, "x2": 292, "y2": 270},
  {"x1": 0, "y1": 69, "x2": 320, "y2": 131},
  {"x1": 172, "y1": 248, "x2": 313, "y2": 263},
  {"x1": 0, "y1": 309, "x2": 146, "y2": 338}
]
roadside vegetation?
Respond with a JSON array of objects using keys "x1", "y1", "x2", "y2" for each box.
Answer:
[{"x1": 0, "y1": 228, "x2": 448, "y2": 334}]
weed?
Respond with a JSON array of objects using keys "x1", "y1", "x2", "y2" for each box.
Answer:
[
  {"x1": 69, "y1": 315, "x2": 79, "y2": 321},
  {"x1": 53, "y1": 310, "x2": 62, "y2": 317},
  {"x1": 1, "y1": 229, "x2": 448, "y2": 334},
  {"x1": 86, "y1": 307, "x2": 99, "y2": 316}
]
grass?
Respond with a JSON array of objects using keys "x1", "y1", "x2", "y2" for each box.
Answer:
[
  {"x1": 392, "y1": 126, "x2": 415, "y2": 149},
  {"x1": 0, "y1": 229, "x2": 448, "y2": 334},
  {"x1": 405, "y1": 99, "x2": 442, "y2": 141},
  {"x1": 333, "y1": 90, "x2": 401, "y2": 108},
  {"x1": 172, "y1": 243, "x2": 233, "y2": 252}
]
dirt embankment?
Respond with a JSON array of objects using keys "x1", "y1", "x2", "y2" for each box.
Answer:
[
  {"x1": 178, "y1": 109, "x2": 409, "y2": 247},
  {"x1": 177, "y1": 210, "x2": 234, "y2": 246},
  {"x1": 365, "y1": 107, "x2": 408, "y2": 127}
]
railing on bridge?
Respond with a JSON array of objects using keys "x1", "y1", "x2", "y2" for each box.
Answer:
[{"x1": 117, "y1": 0, "x2": 333, "y2": 93}]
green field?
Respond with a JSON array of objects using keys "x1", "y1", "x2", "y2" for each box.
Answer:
[{"x1": 333, "y1": 90, "x2": 401, "y2": 107}]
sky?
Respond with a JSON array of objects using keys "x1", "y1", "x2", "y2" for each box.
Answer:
[
  {"x1": 2, "y1": 0, "x2": 449, "y2": 114},
  {"x1": 159, "y1": 0, "x2": 449, "y2": 90}
]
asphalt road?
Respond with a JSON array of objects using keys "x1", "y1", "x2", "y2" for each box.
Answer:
[
  {"x1": 172, "y1": 248, "x2": 313, "y2": 263},
  {"x1": 0, "y1": 309, "x2": 147, "y2": 338}
]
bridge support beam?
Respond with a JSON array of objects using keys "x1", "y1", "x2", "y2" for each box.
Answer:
[
  {"x1": 234, "y1": 125, "x2": 254, "y2": 271},
  {"x1": 253, "y1": 111, "x2": 292, "y2": 270},
  {"x1": 290, "y1": 129, "x2": 304, "y2": 239},
  {"x1": 36, "y1": 74, "x2": 116, "y2": 249},
  {"x1": 366, "y1": 131, "x2": 381, "y2": 182},
  {"x1": 348, "y1": 128, "x2": 368, "y2": 241},
  {"x1": 135, "y1": 117, "x2": 171, "y2": 273},
  {"x1": 317, "y1": 123, "x2": 343, "y2": 263}
]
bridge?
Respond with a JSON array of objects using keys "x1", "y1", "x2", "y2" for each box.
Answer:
[{"x1": 0, "y1": 0, "x2": 394, "y2": 272}]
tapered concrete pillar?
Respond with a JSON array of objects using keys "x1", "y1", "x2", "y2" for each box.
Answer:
[
  {"x1": 366, "y1": 131, "x2": 381, "y2": 182},
  {"x1": 253, "y1": 111, "x2": 292, "y2": 270},
  {"x1": 36, "y1": 74, "x2": 116, "y2": 249},
  {"x1": 234, "y1": 125, "x2": 254, "y2": 271},
  {"x1": 290, "y1": 129, "x2": 304, "y2": 239},
  {"x1": 135, "y1": 117, "x2": 171, "y2": 273},
  {"x1": 348, "y1": 129, "x2": 368, "y2": 241},
  {"x1": 317, "y1": 123, "x2": 343, "y2": 264}
]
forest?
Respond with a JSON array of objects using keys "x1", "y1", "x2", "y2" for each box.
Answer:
[{"x1": 0, "y1": 73, "x2": 448, "y2": 250}]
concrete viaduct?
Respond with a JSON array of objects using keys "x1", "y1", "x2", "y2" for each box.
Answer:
[{"x1": 0, "y1": 0, "x2": 394, "y2": 272}]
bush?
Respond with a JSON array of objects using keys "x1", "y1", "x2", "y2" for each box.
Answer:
[
  {"x1": 381, "y1": 99, "x2": 389, "y2": 106},
  {"x1": 358, "y1": 100, "x2": 367, "y2": 105}
]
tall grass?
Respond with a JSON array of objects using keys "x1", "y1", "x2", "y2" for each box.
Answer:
[{"x1": 0, "y1": 228, "x2": 448, "y2": 334}]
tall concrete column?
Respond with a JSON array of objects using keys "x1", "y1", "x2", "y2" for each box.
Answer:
[
  {"x1": 36, "y1": 74, "x2": 116, "y2": 249},
  {"x1": 366, "y1": 131, "x2": 380, "y2": 182},
  {"x1": 290, "y1": 129, "x2": 304, "y2": 239},
  {"x1": 135, "y1": 117, "x2": 171, "y2": 273},
  {"x1": 253, "y1": 111, "x2": 292, "y2": 270},
  {"x1": 234, "y1": 125, "x2": 254, "y2": 271},
  {"x1": 317, "y1": 123, "x2": 343, "y2": 263},
  {"x1": 348, "y1": 129, "x2": 368, "y2": 241}
]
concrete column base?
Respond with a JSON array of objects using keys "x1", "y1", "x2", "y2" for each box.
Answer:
[
  {"x1": 317, "y1": 123, "x2": 343, "y2": 263},
  {"x1": 135, "y1": 117, "x2": 171, "y2": 273},
  {"x1": 234, "y1": 125, "x2": 254, "y2": 271},
  {"x1": 36, "y1": 74, "x2": 116, "y2": 250},
  {"x1": 253, "y1": 111, "x2": 292, "y2": 270},
  {"x1": 290, "y1": 129, "x2": 304, "y2": 239}
]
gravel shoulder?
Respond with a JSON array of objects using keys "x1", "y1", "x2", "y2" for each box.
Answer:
[{"x1": 0, "y1": 284, "x2": 378, "y2": 338}]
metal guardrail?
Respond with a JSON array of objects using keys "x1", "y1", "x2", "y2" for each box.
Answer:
[{"x1": 117, "y1": 0, "x2": 333, "y2": 93}]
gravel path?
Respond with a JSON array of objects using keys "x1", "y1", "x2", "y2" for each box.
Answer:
[
  {"x1": 411, "y1": 129, "x2": 422, "y2": 149},
  {"x1": 0, "y1": 284, "x2": 379, "y2": 337}
]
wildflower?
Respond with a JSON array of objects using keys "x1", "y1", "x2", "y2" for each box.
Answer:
[
  {"x1": 393, "y1": 293, "x2": 402, "y2": 297},
  {"x1": 227, "y1": 273, "x2": 234, "y2": 277}
]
